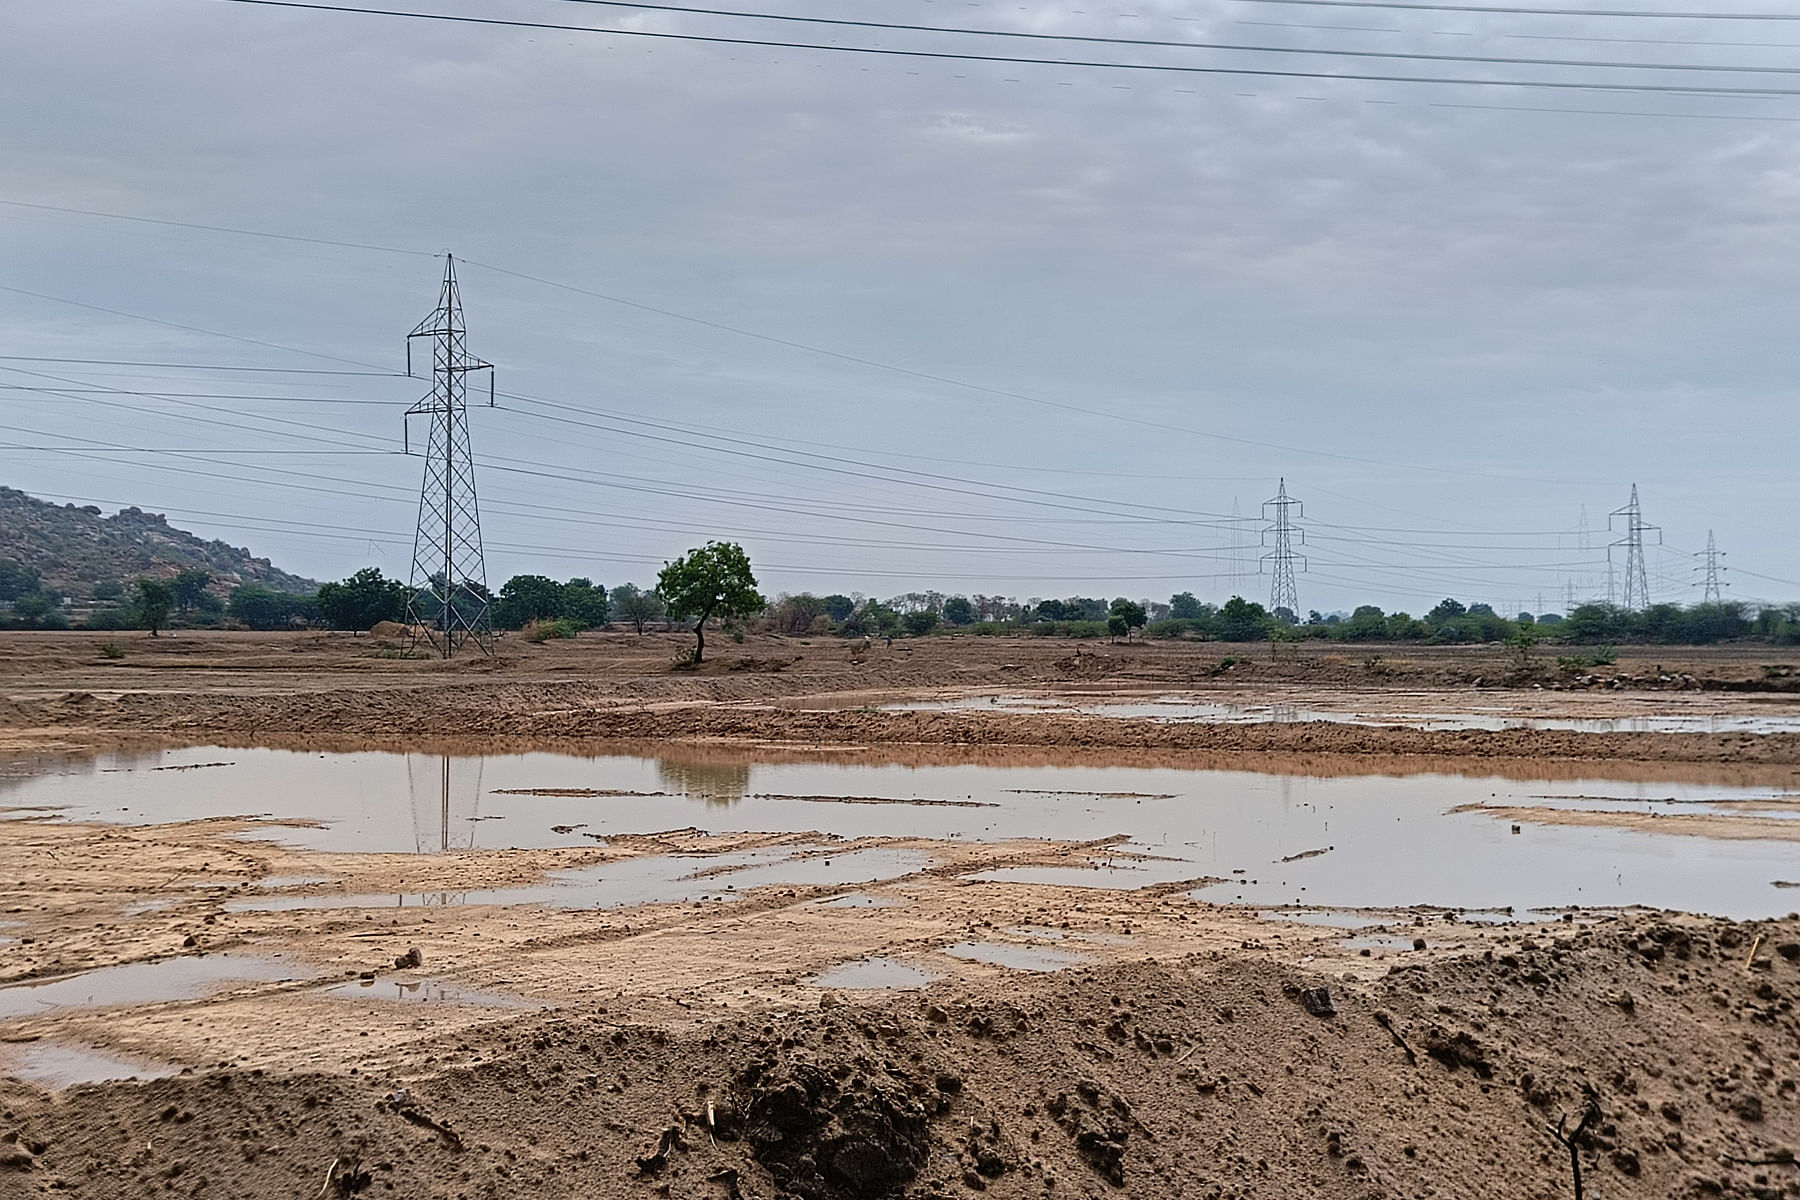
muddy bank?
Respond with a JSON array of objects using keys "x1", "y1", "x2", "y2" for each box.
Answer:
[
  {"x1": 4, "y1": 914, "x2": 1797, "y2": 1199},
  {"x1": 12, "y1": 686, "x2": 1800, "y2": 769}
]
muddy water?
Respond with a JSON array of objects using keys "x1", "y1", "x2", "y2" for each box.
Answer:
[
  {"x1": 226, "y1": 848, "x2": 936, "y2": 913},
  {"x1": 0, "y1": 1041, "x2": 179, "y2": 1087},
  {"x1": 883, "y1": 694, "x2": 1800, "y2": 735},
  {"x1": 0, "y1": 954, "x2": 309, "y2": 1020},
  {"x1": 9, "y1": 747, "x2": 1800, "y2": 917}
]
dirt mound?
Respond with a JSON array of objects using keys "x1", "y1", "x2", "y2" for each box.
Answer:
[
  {"x1": 5, "y1": 914, "x2": 1798, "y2": 1199},
  {"x1": 740, "y1": 1056, "x2": 932, "y2": 1198},
  {"x1": 368, "y1": 619, "x2": 411, "y2": 640}
]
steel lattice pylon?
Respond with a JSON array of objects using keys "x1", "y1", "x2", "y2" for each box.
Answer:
[
  {"x1": 405, "y1": 255, "x2": 495, "y2": 657},
  {"x1": 1698, "y1": 529, "x2": 1726, "y2": 604},
  {"x1": 1608, "y1": 483, "x2": 1659, "y2": 614},
  {"x1": 1260, "y1": 477, "x2": 1305, "y2": 618}
]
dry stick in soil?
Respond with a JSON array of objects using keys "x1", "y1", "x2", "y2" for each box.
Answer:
[{"x1": 1548, "y1": 1091, "x2": 1601, "y2": 1200}]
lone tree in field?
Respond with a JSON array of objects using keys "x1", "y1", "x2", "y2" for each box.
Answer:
[
  {"x1": 657, "y1": 542, "x2": 763, "y2": 664},
  {"x1": 133, "y1": 578, "x2": 174, "y2": 637}
]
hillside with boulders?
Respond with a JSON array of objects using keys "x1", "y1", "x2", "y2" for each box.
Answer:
[{"x1": 0, "y1": 486, "x2": 315, "y2": 602}]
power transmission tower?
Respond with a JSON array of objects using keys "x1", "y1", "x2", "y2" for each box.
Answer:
[
  {"x1": 1260, "y1": 478, "x2": 1305, "y2": 617},
  {"x1": 1573, "y1": 504, "x2": 1591, "y2": 605},
  {"x1": 1697, "y1": 529, "x2": 1727, "y2": 603},
  {"x1": 1228, "y1": 496, "x2": 1247, "y2": 596},
  {"x1": 1607, "y1": 483, "x2": 1659, "y2": 613},
  {"x1": 404, "y1": 254, "x2": 496, "y2": 657}
]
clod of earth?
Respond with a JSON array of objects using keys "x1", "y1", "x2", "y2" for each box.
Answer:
[{"x1": 740, "y1": 1058, "x2": 930, "y2": 1200}]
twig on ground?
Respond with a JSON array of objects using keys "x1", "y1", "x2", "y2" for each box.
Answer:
[
  {"x1": 317, "y1": 1157, "x2": 339, "y2": 1199},
  {"x1": 1373, "y1": 1011, "x2": 1417, "y2": 1067},
  {"x1": 1548, "y1": 1090, "x2": 1601, "y2": 1200},
  {"x1": 1746, "y1": 934, "x2": 1765, "y2": 968}
]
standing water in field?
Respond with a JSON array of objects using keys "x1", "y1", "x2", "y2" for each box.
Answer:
[{"x1": 4, "y1": 746, "x2": 1798, "y2": 917}]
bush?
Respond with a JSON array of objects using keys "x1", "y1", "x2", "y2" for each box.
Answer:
[
  {"x1": 99, "y1": 641, "x2": 125, "y2": 660},
  {"x1": 80, "y1": 608, "x2": 135, "y2": 632},
  {"x1": 522, "y1": 618, "x2": 584, "y2": 643},
  {"x1": 1029, "y1": 620, "x2": 1107, "y2": 639}
]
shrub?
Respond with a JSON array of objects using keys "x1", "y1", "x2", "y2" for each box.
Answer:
[
  {"x1": 99, "y1": 641, "x2": 125, "y2": 660},
  {"x1": 522, "y1": 618, "x2": 584, "y2": 643}
]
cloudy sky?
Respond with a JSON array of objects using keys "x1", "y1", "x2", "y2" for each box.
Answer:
[{"x1": 4, "y1": 0, "x2": 1799, "y2": 614}]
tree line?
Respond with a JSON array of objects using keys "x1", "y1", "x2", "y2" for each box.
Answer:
[{"x1": 3, "y1": 547, "x2": 1797, "y2": 647}]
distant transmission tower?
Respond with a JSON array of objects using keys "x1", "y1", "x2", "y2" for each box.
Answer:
[
  {"x1": 1260, "y1": 478, "x2": 1305, "y2": 617},
  {"x1": 1697, "y1": 529, "x2": 1727, "y2": 603},
  {"x1": 1573, "y1": 504, "x2": 1591, "y2": 604},
  {"x1": 404, "y1": 254, "x2": 496, "y2": 657},
  {"x1": 1227, "y1": 496, "x2": 1247, "y2": 596},
  {"x1": 1608, "y1": 483, "x2": 1659, "y2": 613}
]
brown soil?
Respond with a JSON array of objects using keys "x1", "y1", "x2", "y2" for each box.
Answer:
[
  {"x1": 4, "y1": 913, "x2": 1798, "y2": 1199},
  {"x1": 3, "y1": 631, "x2": 1800, "y2": 1198}
]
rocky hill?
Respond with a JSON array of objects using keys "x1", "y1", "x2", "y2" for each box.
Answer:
[{"x1": 0, "y1": 486, "x2": 316, "y2": 600}]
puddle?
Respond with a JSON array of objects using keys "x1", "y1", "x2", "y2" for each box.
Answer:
[
  {"x1": 0, "y1": 1041, "x2": 179, "y2": 1087},
  {"x1": 322, "y1": 978, "x2": 535, "y2": 1007},
  {"x1": 227, "y1": 848, "x2": 935, "y2": 913},
  {"x1": 0, "y1": 955, "x2": 310, "y2": 1020},
  {"x1": 883, "y1": 694, "x2": 1800, "y2": 735},
  {"x1": 11, "y1": 747, "x2": 1800, "y2": 917},
  {"x1": 809, "y1": 957, "x2": 942, "y2": 990},
  {"x1": 257, "y1": 875, "x2": 338, "y2": 889},
  {"x1": 121, "y1": 899, "x2": 177, "y2": 916},
  {"x1": 943, "y1": 941, "x2": 1090, "y2": 972},
  {"x1": 809, "y1": 892, "x2": 905, "y2": 909}
]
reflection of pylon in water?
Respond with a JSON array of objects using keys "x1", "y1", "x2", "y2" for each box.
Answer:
[{"x1": 405, "y1": 753, "x2": 486, "y2": 861}]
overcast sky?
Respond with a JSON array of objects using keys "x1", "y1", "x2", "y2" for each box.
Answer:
[{"x1": 4, "y1": 0, "x2": 1798, "y2": 614}]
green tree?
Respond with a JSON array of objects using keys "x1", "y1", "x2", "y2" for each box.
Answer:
[
  {"x1": 316, "y1": 567, "x2": 406, "y2": 631},
  {"x1": 610, "y1": 584, "x2": 665, "y2": 635},
  {"x1": 12, "y1": 590, "x2": 60, "y2": 628},
  {"x1": 561, "y1": 578, "x2": 610, "y2": 626},
  {"x1": 901, "y1": 609, "x2": 940, "y2": 637},
  {"x1": 0, "y1": 559, "x2": 41, "y2": 603},
  {"x1": 771, "y1": 593, "x2": 828, "y2": 635},
  {"x1": 228, "y1": 586, "x2": 303, "y2": 631},
  {"x1": 1506, "y1": 621, "x2": 1541, "y2": 670},
  {"x1": 1169, "y1": 591, "x2": 1202, "y2": 620},
  {"x1": 133, "y1": 578, "x2": 174, "y2": 636},
  {"x1": 171, "y1": 569, "x2": 212, "y2": 612},
  {"x1": 656, "y1": 542, "x2": 764, "y2": 663},
  {"x1": 941, "y1": 596, "x2": 976, "y2": 626},
  {"x1": 822, "y1": 594, "x2": 856, "y2": 623},
  {"x1": 1426, "y1": 598, "x2": 1467, "y2": 624},
  {"x1": 1217, "y1": 595, "x2": 1270, "y2": 642},
  {"x1": 494, "y1": 575, "x2": 566, "y2": 629},
  {"x1": 1109, "y1": 598, "x2": 1147, "y2": 636}
]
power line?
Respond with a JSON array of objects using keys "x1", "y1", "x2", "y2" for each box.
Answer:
[
  {"x1": 0, "y1": 198, "x2": 426, "y2": 258},
  {"x1": 0, "y1": 282, "x2": 385, "y2": 371},
  {"x1": 532, "y1": 0, "x2": 1800, "y2": 78},
  {"x1": 0, "y1": 353, "x2": 402, "y2": 376},
  {"x1": 1222, "y1": 0, "x2": 1800, "y2": 20},
  {"x1": 206, "y1": 0, "x2": 1800, "y2": 96}
]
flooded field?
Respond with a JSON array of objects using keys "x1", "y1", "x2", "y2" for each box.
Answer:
[
  {"x1": 5, "y1": 744, "x2": 1798, "y2": 917},
  {"x1": 881, "y1": 692, "x2": 1800, "y2": 735}
]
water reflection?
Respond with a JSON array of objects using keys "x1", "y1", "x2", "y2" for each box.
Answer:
[
  {"x1": 406, "y1": 753, "x2": 487, "y2": 852},
  {"x1": 656, "y1": 758, "x2": 752, "y2": 806}
]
